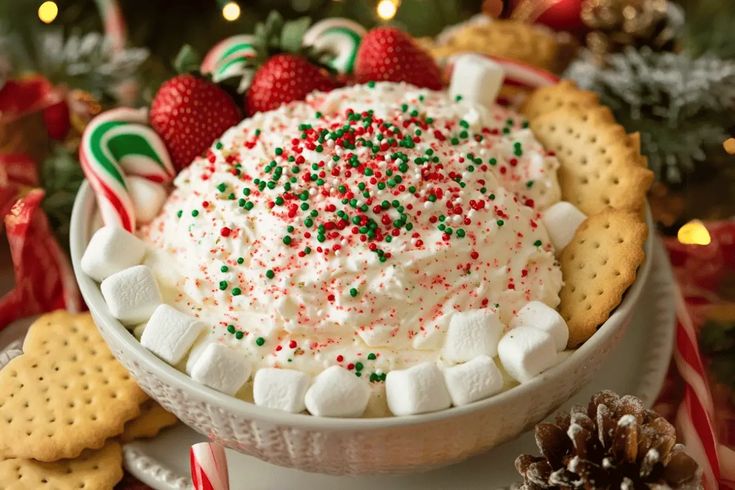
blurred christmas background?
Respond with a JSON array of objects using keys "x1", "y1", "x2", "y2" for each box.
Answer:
[
  {"x1": 1, "y1": 1, "x2": 735, "y2": 488},
  {"x1": 1, "y1": 0, "x2": 734, "y2": 240}
]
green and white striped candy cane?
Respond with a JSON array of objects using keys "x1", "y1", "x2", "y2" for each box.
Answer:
[
  {"x1": 303, "y1": 18, "x2": 366, "y2": 75},
  {"x1": 80, "y1": 107, "x2": 174, "y2": 232},
  {"x1": 201, "y1": 34, "x2": 257, "y2": 89}
]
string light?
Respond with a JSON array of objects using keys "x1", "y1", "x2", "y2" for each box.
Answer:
[
  {"x1": 724, "y1": 137, "x2": 735, "y2": 155},
  {"x1": 38, "y1": 1, "x2": 59, "y2": 24},
  {"x1": 221, "y1": 1, "x2": 241, "y2": 22},
  {"x1": 677, "y1": 219, "x2": 711, "y2": 246},
  {"x1": 376, "y1": 0, "x2": 400, "y2": 21}
]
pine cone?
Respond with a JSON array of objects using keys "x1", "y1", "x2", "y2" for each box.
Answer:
[
  {"x1": 581, "y1": 0, "x2": 682, "y2": 61},
  {"x1": 515, "y1": 391, "x2": 701, "y2": 489}
]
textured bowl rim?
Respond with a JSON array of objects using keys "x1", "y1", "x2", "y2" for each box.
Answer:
[{"x1": 71, "y1": 181, "x2": 653, "y2": 431}]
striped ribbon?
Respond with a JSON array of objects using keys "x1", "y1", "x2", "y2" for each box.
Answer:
[
  {"x1": 190, "y1": 442, "x2": 229, "y2": 490},
  {"x1": 79, "y1": 107, "x2": 174, "y2": 232},
  {"x1": 674, "y1": 287, "x2": 721, "y2": 489}
]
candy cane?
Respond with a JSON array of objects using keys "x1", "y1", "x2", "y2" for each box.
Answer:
[
  {"x1": 674, "y1": 287, "x2": 720, "y2": 490},
  {"x1": 201, "y1": 35, "x2": 257, "y2": 85},
  {"x1": 94, "y1": 0, "x2": 127, "y2": 52},
  {"x1": 302, "y1": 18, "x2": 366, "y2": 75},
  {"x1": 79, "y1": 107, "x2": 174, "y2": 232},
  {"x1": 190, "y1": 442, "x2": 229, "y2": 490}
]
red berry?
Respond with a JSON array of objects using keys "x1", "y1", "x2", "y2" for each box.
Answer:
[
  {"x1": 246, "y1": 54, "x2": 338, "y2": 115},
  {"x1": 150, "y1": 74, "x2": 241, "y2": 170},
  {"x1": 355, "y1": 27, "x2": 442, "y2": 90}
]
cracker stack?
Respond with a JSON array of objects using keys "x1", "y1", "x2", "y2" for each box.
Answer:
[
  {"x1": 523, "y1": 81, "x2": 653, "y2": 347},
  {"x1": 427, "y1": 19, "x2": 575, "y2": 73},
  {"x1": 0, "y1": 312, "x2": 178, "y2": 489}
]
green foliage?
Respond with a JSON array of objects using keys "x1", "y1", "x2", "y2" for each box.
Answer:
[
  {"x1": 680, "y1": 0, "x2": 735, "y2": 59},
  {"x1": 567, "y1": 47, "x2": 735, "y2": 184},
  {"x1": 0, "y1": 24, "x2": 149, "y2": 104},
  {"x1": 40, "y1": 144, "x2": 86, "y2": 250}
]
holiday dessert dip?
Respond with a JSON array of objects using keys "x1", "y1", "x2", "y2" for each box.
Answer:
[
  {"x1": 139, "y1": 81, "x2": 566, "y2": 413},
  {"x1": 83, "y1": 76, "x2": 641, "y2": 418}
]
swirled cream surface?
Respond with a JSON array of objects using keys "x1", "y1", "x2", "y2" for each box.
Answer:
[{"x1": 140, "y1": 82, "x2": 563, "y2": 386}]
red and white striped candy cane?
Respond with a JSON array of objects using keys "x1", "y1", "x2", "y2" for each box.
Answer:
[
  {"x1": 201, "y1": 35, "x2": 257, "y2": 84},
  {"x1": 94, "y1": 0, "x2": 127, "y2": 52},
  {"x1": 190, "y1": 442, "x2": 229, "y2": 490},
  {"x1": 674, "y1": 287, "x2": 721, "y2": 489},
  {"x1": 79, "y1": 107, "x2": 174, "y2": 232}
]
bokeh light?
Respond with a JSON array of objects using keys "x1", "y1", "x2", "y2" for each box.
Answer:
[
  {"x1": 376, "y1": 0, "x2": 399, "y2": 21},
  {"x1": 38, "y1": 1, "x2": 59, "y2": 24},
  {"x1": 222, "y1": 2, "x2": 241, "y2": 22}
]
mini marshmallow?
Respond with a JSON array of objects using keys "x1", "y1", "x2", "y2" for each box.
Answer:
[
  {"x1": 100, "y1": 265, "x2": 162, "y2": 325},
  {"x1": 442, "y1": 309, "x2": 504, "y2": 363},
  {"x1": 253, "y1": 368, "x2": 310, "y2": 413},
  {"x1": 189, "y1": 343, "x2": 252, "y2": 395},
  {"x1": 510, "y1": 301, "x2": 569, "y2": 351},
  {"x1": 140, "y1": 304, "x2": 205, "y2": 364},
  {"x1": 132, "y1": 323, "x2": 146, "y2": 340},
  {"x1": 443, "y1": 355, "x2": 503, "y2": 406},
  {"x1": 81, "y1": 226, "x2": 146, "y2": 282},
  {"x1": 450, "y1": 54, "x2": 505, "y2": 110},
  {"x1": 385, "y1": 362, "x2": 451, "y2": 416},
  {"x1": 498, "y1": 326, "x2": 557, "y2": 383},
  {"x1": 185, "y1": 338, "x2": 211, "y2": 375},
  {"x1": 541, "y1": 201, "x2": 587, "y2": 252},
  {"x1": 304, "y1": 366, "x2": 370, "y2": 417},
  {"x1": 126, "y1": 176, "x2": 167, "y2": 224}
]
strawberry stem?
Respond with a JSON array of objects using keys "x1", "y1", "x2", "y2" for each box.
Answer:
[{"x1": 174, "y1": 45, "x2": 203, "y2": 75}]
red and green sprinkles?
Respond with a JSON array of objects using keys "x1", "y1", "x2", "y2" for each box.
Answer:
[
  {"x1": 167, "y1": 88, "x2": 555, "y2": 378},
  {"x1": 226, "y1": 324, "x2": 245, "y2": 340}
]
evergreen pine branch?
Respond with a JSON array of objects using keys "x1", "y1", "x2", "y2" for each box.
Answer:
[{"x1": 566, "y1": 47, "x2": 735, "y2": 184}]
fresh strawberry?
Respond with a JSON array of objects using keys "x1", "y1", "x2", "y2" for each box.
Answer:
[
  {"x1": 150, "y1": 74, "x2": 241, "y2": 170},
  {"x1": 355, "y1": 27, "x2": 442, "y2": 90},
  {"x1": 246, "y1": 54, "x2": 337, "y2": 115}
]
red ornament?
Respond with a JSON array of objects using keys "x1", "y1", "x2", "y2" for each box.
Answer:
[
  {"x1": 509, "y1": 0, "x2": 586, "y2": 33},
  {"x1": 42, "y1": 100, "x2": 70, "y2": 140}
]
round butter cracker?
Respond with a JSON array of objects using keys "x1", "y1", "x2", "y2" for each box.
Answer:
[
  {"x1": 121, "y1": 399, "x2": 178, "y2": 443},
  {"x1": 529, "y1": 104, "x2": 653, "y2": 215},
  {"x1": 0, "y1": 441, "x2": 122, "y2": 490},
  {"x1": 0, "y1": 311, "x2": 148, "y2": 461},
  {"x1": 559, "y1": 210, "x2": 647, "y2": 347}
]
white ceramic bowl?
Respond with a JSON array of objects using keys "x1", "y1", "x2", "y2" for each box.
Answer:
[{"x1": 70, "y1": 182, "x2": 653, "y2": 475}]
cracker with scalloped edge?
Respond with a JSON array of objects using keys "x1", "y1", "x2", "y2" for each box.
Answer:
[
  {"x1": 429, "y1": 20, "x2": 567, "y2": 73},
  {"x1": 559, "y1": 210, "x2": 647, "y2": 347},
  {"x1": 0, "y1": 311, "x2": 147, "y2": 461},
  {"x1": 121, "y1": 399, "x2": 178, "y2": 443},
  {"x1": 0, "y1": 441, "x2": 122, "y2": 490},
  {"x1": 521, "y1": 80, "x2": 600, "y2": 120},
  {"x1": 523, "y1": 81, "x2": 645, "y2": 159},
  {"x1": 529, "y1": 105, "x2": 653, "y2": 215}
]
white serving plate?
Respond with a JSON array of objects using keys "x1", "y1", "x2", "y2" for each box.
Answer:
[{"x1": 0, "y1": 239, "x2": 675, "y2": 489}]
